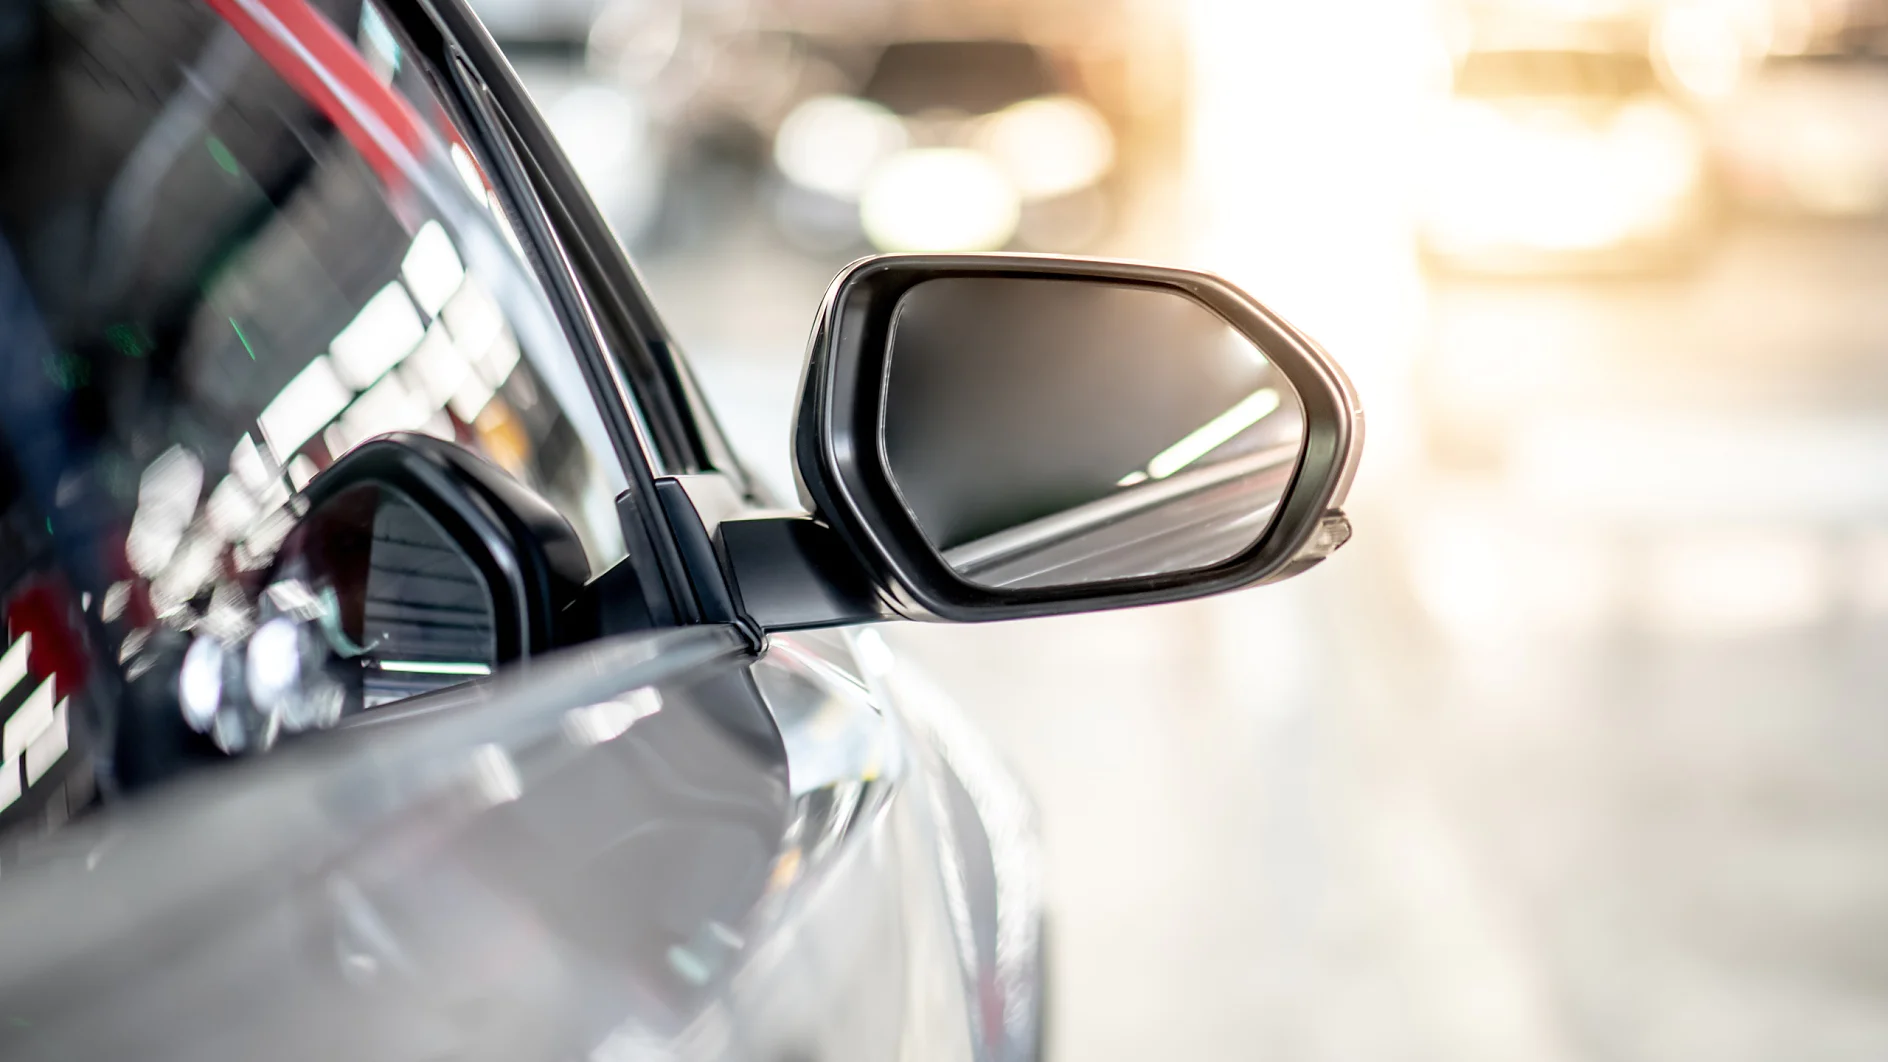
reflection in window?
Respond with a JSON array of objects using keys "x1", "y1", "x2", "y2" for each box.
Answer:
[{"x1": 0, "y1": 0, "x2": 634, "y2": 823}]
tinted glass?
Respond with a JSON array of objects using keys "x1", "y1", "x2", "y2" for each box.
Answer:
[{"x1": 0, "y1": 0, "x2": 627, "y2": 835}]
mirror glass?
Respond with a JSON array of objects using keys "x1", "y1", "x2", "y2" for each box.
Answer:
[
  {"x1": 882, "y1": 277, "x2": 1306, "y2": 590},
  {"x1": 177, "y1": 484, "x2": 498, "y2": 753}
]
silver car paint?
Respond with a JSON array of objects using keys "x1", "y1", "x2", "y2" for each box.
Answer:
[{"x1": 0, "y1": 625, "x2": 1041, "y2": 1061}]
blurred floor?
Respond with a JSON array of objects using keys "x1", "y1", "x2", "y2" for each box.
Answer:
[{"x1": 641, "y1": 207, "x2": 1888, "y2": 1060}]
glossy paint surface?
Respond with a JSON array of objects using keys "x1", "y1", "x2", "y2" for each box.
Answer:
[{"x1": 0, "y1": 624, "x2": 1040, "y2": 1061}]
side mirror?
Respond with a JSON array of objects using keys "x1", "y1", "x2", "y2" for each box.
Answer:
[
  {"x1": 720, "y1": 255, "x2": 1362, "y2": 627},
  {"x1": 177, "y1": 434, "x2": 592, "y2": 752}
]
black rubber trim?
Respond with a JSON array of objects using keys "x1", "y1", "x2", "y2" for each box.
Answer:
[
  {"x1": 399, "y1": 0, "x2": 745, "y2": 487},
  {"x1": 715, "y1": 515, "x2": 893, "y2": 632},
  {"x1": 376, "y1": 0, "x2": 695, "y2": 625}
]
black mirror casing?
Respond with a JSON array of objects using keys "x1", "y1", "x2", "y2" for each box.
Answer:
[
  {"x1": 783, "y1": 254, "x2": 1364, "y2": 624},
  {"x1": 302, "y1": 434, "x2": 592, "y2": 657}
]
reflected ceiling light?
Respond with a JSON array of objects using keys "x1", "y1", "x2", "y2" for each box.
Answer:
[
  {"x1": 401, "y1": 220, "x2": 466, "y2": 316},
  {"x1": 976, "y1": 95, "x2": 1116, "y2": 201},
  {"x1": 204, "y1": 475, "x2": 259, "y2": 540},
  {"x1": 357, "y1": 1, "x2": 402, "y2": 79},
  {"x1": 486, "y1": 189, "x2": 528, "y2": 259},
  {"x1": 442, "y1": 281, "x2": 504, "y2": 359},
  {"x1": 124, "y1": 518, "x2": 186, "y2": 585},
  {"x1": 0, "y1": 633, "x2": 31, "y2": 703},
  {"x1": 262, "y1": 579, "x2": 321, "y2": 617},
  {"x1": 22, "y1": 697, "x2": 67, "y2": 785},
  {"x1": 137, "y1": 444, "x2": 204, "y2": 517},
  {"x1": 126, "y1": 446, "x2": 205, "y2": 577},
  {"x1": 153, "y1": 534, "x2": 223, "y2": 611},
  {"x1": 448, "y1": 372, "x2": 497, "y2": 424},
  {"x1": 234, "y1": 506, "x2": 296, "y2": 571},
  {"x1": 286, "y1": 455, "x2": 320, "y2": 491},
  {"x1": 336, "y1": 372, "x2": 429, "y2": 453},
  {"x1": 100, "y1": 583, "x2": 130, "y2": 623},
  {"x1": 775, "y1": 94, "x2": 908, "y2": 200},
  {"x1": 201, "y1": 582, "x2": 253, "y2": 646},
  {"x1": 376, "y1": 660, "x2": 494, "y2": 676},
  {"x1": 449, "y1": 142, "x2": 488, "y2": 199},
  {"x1": 117, "y1": 628, "x2": 149, "y2": 665},
  {"x1": 401, "y1": 324, "x2": 471, "y2": 407},
  {"x1": 474, "y1": 330, "x2": 522, "y2": 388},
  {"x1": 330, "y1": 283, "x2": 425, "y2": 391},
  {"x1": 564, "y1": 688, "x2": 663, "y2": 747},
  {"x1": 229, "y1": 433, "x2": 274, "y2": 493},
  {"x1": 468, "y1": 743, "x2": 521, "y2": 806},
  {"x1": 179, "y1": 636, "x2": 224, "y2": 732},
  {"x1": 259, "y1": 356, "x2": 351, "y2": 462},
  {"x1": 3, "y1": 677, "x2": 54, "y2": 765},
  {"x1": 1146, "y1": 388, "x2": 1281, "y2": 480},
  {"x1": 861, "y1": 149, "x2": 1020, "y2": 253},
  {"x1": 247, "y1": 616, "x2": 312, "y2": 725}
]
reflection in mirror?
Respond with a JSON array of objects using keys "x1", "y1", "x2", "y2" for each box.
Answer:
[
  {"x1": 177, "y1": 484, "x2": 497, "y2": 754},
  {"x1": 883, "y1": 277, "x2": 1305, "y2": 590}
]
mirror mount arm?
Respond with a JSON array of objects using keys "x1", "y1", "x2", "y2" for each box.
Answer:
[{"x1": 715, "y1": 514, "x2": 896, "y2": 633}]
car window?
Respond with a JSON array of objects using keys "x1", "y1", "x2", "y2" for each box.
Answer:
[{"x1": 0, "y1": 0, "x2": 632, "y2": 836}]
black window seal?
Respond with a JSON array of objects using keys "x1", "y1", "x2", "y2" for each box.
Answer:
[
  {"x1": 388, "y1": 0, "x2": 751, "y2": 497},
  {"x1": 373, "y1": 0, "x2": 698, "y2": 625}
]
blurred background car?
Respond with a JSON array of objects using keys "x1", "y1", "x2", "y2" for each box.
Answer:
[
  {"x1": 1715, "y1": 6, "x2": 1888, "y2": 218},
  {"x1": 1418, "y1": 32, "x2": 1720, "y2": 273},
  {"x1": 767, "y1": 36, "x2": 1124, "y2": 253},
  {"x1": 758, "y1": 0, "x2": 1185, "y2": 257},
  {"x1": 468, "y1": 0, "x2": 672, "y2": 248},
  {"x1": 472, "y1": 0, "x2": 1186, "y2": 261}
]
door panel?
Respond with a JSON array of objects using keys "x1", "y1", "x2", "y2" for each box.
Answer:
[{"x1": 0, "y1": 625, "x2": 993, "y2": 1061}]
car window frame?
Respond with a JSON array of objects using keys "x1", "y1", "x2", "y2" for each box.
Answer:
[
  {"x1": 374, "y1": 0, "x2": 717, "y2": 625},
  {"x1": 382, "y1": 0, "x2": 753, "y2": 498}
]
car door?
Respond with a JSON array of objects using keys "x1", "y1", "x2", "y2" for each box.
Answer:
[
  {"x1": 387, "y1": 7, "x2": 1027, "y2": 1054},
  {"x1": 0, "y1": 2, "x2": 1008, "y2": 1059}
]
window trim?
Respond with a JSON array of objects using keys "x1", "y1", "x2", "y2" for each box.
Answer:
[
  {"x1": 375, "y1": 0, "x2": 700, "y2": 624},
  {"x1": 382, "y1": 0, "x2": 749, "y2": 493}
]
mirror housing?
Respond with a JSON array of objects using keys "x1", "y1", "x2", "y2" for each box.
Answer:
[
  {"x1": 300, "y1": 434, "x2": 593, "y2": 658},
  {"x1": 170, "y1": 435, "x2": 596, "y2": 755},
  {"x1": 718, "y1": 255, "x2": 1363, "y2": 629}
]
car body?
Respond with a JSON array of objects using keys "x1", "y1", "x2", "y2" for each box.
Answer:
[
  {"x1": 1716, "y1": 51, "x2": 1888, "y2": 219},
  {"x1": 0, "y1": 1, "x2": 1359, "y2": 1059},
  {"x1": 1419, "y1": 44, "x2": 1718, "y2": 274}
]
